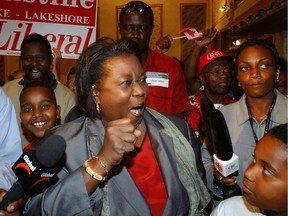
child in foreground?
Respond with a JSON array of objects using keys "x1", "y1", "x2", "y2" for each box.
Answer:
[
  {"x1": 20, "y1": 81, "x2": 61, "y2": 150},
  {"x1": 211, "y1": 123, "x2": 287, "y2": 216}
]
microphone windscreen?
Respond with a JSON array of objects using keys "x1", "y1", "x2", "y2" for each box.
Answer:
[
  {"x1": 35, "y1": 135, "x2": 66, "y2": 167},
  {"x1": 209, "y1": 109, "x2": 233, "y2": 161},
  {"x1": 200, "y1": 97, "x2": 215, "y2": 144}
]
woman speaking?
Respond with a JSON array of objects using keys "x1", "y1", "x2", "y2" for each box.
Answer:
[{"x1": 23, "y1": 38, "x2": 210, "y2": 216}]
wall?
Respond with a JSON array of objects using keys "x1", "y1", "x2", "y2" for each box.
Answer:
[{"x1": 98, "y1": 0, "x2": 212, "y2": 61}]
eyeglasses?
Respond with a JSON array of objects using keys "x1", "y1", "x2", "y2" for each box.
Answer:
[
  {"x1": 122, "y1": 2, "x2": 150, "y2": 13},
  {"x1": 203, "y1": 68, "x2": 233, "y2": 77}
]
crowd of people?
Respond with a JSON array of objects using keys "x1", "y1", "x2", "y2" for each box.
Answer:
[{"x1": 0, "y1": 1, "x2": 287, "y2": 216}]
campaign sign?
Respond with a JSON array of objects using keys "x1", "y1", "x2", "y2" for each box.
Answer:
[{"x1": 0, "y1": 0, "x2": 98, "y2": 59}]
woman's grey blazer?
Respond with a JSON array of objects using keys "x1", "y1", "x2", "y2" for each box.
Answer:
[{"x1": 23, "y1": 110, "x2": 205, "y2": 216}]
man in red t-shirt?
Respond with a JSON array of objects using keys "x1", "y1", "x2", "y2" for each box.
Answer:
[{"x1": 118, "y1": 1, "x2": 190, "y2": 117}]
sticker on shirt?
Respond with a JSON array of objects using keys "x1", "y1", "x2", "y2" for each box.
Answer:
[{"x1": 146, "y1": 72, "x2": 169, "y2": 88}]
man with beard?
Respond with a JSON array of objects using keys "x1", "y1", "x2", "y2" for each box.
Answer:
[
  {"x1": 3, "y1": 34, "x2": 76, "y2": 147},
  {"x1": 186, "y1": 50, "x2": 237, "y2": 144},
  {"x1": 118, "y1": 1, "x2": 190, "y2": 117}
]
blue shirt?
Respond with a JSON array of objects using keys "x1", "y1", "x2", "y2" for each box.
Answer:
[{"x1": 0, "y1": 87, "x2": 22, "y2": 190}]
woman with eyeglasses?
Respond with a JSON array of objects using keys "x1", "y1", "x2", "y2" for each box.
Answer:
[
  {"x1": 22, "y1": 38, "x2": 211, "y2": 216},
  {"x1": 201, "y1": 38, "x2": 287, "y2": 208}
]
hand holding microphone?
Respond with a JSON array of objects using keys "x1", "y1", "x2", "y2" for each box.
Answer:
[
  {"x1": 0, "y1": 135, "x2": 66, "y2": 211},
  {"x1": 201, "y1": 97, "x2": 241, "y2": 199},
  {"x1": 209, "y1": 109, "x2": 242, "y2": 199}
]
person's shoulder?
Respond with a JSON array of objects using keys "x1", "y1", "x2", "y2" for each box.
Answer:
[
  {"x1": 149, "y1": 49, "x2": 179, "y2": 64},
  {"x1": 220, "y1": 99, "x2": 240, "y2": 113},
  {"x1": 275, "y1": 89, "x2": 288, "y2": 103},
  {"x1": 2, "y1": 79, "x2": 21, "y2": 91},
  {"x1": 160, "y1": 112, "x2": 190, "y2": 135},
  {"x1": 211, "y1": 196, "x2": 247, "y2": 216},
  {"x1": 0, "y1": 87, "x2": 12, "y2": 109},
  {"x1": 55, "y1": 81, "x2": 76, "y2": 97},
  {"x1": 164, "y1": 113, "x2": 187, "y2": 125},
  {"x1": 49, "y1": 116, "x2": 86, "y2": 137},
  {"x1": 56, "y1": 81, "x2": 72, "y2": 92}
]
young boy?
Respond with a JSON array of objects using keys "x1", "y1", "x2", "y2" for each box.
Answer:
[
  {"x1": 20, "y1": 81, "x2": 61, "y2": 150},
  {"x1": 211, "y1": 123, "x2": 287, "y2": 216}
]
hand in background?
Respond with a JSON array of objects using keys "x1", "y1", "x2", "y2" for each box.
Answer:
[
  {"x1": 195, "y1": 28, "x2": 218, "y2": 49},
  {"x1": 51, "y1": 48, "x2": 62, "y2": 81},
  {"x1": 52, "y1": 48, "x2": 62, "y2": 66},
  {"x1": 155, "y1": 35, "x2": 173, "y2": 54}
]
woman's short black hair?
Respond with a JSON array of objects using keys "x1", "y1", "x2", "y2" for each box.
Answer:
[
  {"x1": 235, "y1": 38, "x2": 280, "y2": 67},
  {"x1": 76, "y1": 37, "x2": 142, "y2": 119}
]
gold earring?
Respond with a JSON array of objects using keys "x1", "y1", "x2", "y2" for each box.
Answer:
[{"x1": 96, "y1": 103, "x2": 100, "y2": 114}]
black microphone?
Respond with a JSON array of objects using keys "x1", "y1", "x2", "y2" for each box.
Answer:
[
  {"x1": 200, "y1": 97, "x2": 215, "y2": 145},
  {"x1": 209, "y1": 109, "x2": 242, "y2": 199},
  {"x1": 0, "y1": 135, "x2": 66, "y2": 210}
]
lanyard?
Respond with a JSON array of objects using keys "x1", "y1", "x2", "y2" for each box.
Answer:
[{"x1": 246, "y1": 95, "x2": 276, "y2": 144}]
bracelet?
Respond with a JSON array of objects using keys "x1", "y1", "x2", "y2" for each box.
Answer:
[
  {"x1": 83, "y1": 160, "x2": 107, "y2": 182},
  {"x1": 94, "y1": 156, "x2": 109, "y2": 176}
]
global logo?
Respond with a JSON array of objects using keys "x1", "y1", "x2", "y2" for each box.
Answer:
[{"x1": 15, "y1": 155, "x2": 37, "y2": 176}]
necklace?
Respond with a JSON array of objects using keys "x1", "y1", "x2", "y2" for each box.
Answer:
[{"x1": 246, "y1": 95, "x2": 276, "y2": 144}]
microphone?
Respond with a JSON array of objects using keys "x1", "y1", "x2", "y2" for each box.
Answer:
[
  {"x1": 209, "y1": 109, "x2": 242, "y2": 199},
  {"x1": 0, "y1": 135, "x2": 66, "y2": 210},
  {"x1": 200, "y1": 97, "x2": 215, "y2": 145}
]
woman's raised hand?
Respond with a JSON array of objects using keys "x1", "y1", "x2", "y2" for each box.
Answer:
[{"x1": 98, "y1": 118, "x2": 142, "y2": 171}]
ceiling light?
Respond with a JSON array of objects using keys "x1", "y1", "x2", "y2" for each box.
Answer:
[{"x1": 219, "y1": 4, "x2": 229, "y2": 12}]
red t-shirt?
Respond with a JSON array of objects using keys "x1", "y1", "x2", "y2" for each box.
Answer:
[
  {"x1": 144, "y1": 49, "x2": 190, "y2": 115},
  {"x1": 125, "y1": 134, "x2": 168, "y2": 216},
  {"x1": 186, "y1": 89, "x2": 237, "y2": 143}
]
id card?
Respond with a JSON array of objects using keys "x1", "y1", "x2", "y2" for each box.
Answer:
[{"x1": 146, "y1": 72, "x2": 169, "y2": 88}]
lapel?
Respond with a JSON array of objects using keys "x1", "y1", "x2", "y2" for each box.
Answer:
[
  {"x1": 109, "y1": 166, "x2": 151, "y2": 216},
  {"x1": 87, "y1": 119, "x2": 150, "y2": 215},
  {"x1": 85, "y1": 112, "x2": 183, "y2": 215},
  {"x1": 143, "y1": 111, "x2": 182, "y2": 216}
]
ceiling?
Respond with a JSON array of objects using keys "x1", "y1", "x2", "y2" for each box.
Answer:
[{"x1": 228, "y1": 1, "x2": 287, "y2": 37}]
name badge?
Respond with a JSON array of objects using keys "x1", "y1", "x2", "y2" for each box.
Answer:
[{"x1": 146, "y1": 72, "x2": 169, "y2": 88}]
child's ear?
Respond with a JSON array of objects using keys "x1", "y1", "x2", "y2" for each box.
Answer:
[{"x1": 56, "y1": 105, "x2": 61, "y2": 119}]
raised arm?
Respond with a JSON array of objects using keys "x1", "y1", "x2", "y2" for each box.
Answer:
[
  {"x1": 51, "y1": 48, "x2": 62, "y2": 81},
  {"x1": 155, "y1": 35, "x2": 173, "y2": 54},
  {"x1": 184, "y1": 28, "x2": 217, "y2": 93}
]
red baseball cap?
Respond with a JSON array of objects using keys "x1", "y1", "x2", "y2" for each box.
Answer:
[{"x1": 197, "y1": 50, "x2": 233, "y2": 76}]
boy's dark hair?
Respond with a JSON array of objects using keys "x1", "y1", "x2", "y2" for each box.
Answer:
[
  {"x1": 268, "y1": 123, "x2": 287, "y2": 146},
  {"x1": 21, "y1": 33, "x2": 52, "y2": 57},
  {"x1": 20, "y1": 81, "x2": 57, "y2": 106}
]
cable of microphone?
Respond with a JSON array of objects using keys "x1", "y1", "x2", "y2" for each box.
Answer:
[
  {"x1": 0, "y1": 135, "x2": 66, "y2": 210},
  {"x1": 209, "y1": 109, "x2": 242, "y2": 199}
]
